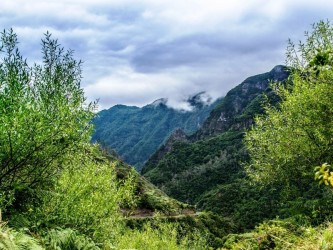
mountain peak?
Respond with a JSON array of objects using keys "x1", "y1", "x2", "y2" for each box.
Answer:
[
  {"x1": 148, "y1": 98, "x2": 168, "y2": 107},
  {"x1": 186, "y1": 92, "x2": 212, "y2": 110},
  {"x1": 271, "y1": 65, "x2": 287, "y2": 73}
]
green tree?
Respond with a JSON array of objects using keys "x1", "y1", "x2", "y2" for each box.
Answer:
[
  {"x1": 245, "y1": 21, "x2": 333, "y2": 207},
  {"x1": 0, "y1": 29, "x2": 95, "y2": 209}
]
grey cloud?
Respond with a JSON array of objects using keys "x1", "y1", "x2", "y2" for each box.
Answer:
[
  {"x1": 1, "y1": 0, "x2": 333, "y2": 110},
  {"x1": 129, "y1": 28, "x2": 285, "y2": 74},
  {"x1": 91, "y1": 5, "x2": 144, "y2": 24}
]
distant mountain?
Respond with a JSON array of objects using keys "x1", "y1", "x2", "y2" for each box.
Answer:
[
  {"x1": 142, "y1": 65, "x2": 290, "y2": 228},
  {"x1": 92, "y1": 92, "x2": 222, "y2": 171}
]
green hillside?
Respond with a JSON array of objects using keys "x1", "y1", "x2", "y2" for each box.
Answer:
[{"x1": 92, "y1": 93, "x2": 221, "y2": 171}]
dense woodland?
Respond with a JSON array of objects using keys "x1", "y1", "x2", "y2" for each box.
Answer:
[{"x1": 1, "y1": 20, "x2": 333, "y2": 249}]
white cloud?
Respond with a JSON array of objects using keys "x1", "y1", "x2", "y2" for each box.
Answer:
[{"x1": 85, "y1": 65, "x2": 194, "y2": 109}]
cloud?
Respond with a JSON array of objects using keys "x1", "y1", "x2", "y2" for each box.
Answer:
[
  {"x1": 1, "y1": 0, "x2": 333, "y2": 110},
  {"x1": 85, "y1": 65, "x2": 197, "y2": 110}
]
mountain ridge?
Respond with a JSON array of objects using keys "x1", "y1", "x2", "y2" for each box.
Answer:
[
  {"x1": 142, "y1": 65, "x2": 289, "y2": 175},
  {"x1": 92, "y1": 92, "x2": 222, "y2": 171}
]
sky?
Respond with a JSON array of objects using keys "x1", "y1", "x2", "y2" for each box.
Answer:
[{"x1": 1, "y1": 0, "x2": 333, "y2": 110}]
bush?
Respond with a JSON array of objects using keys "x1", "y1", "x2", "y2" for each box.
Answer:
[
  {"x1": 116, "y1": 222, "x2": 208, "y2": 250},
  {"x1": 43, "y1": 228, "x2": 99, "y2": 250},
  {"x1": 0, "y1": 29, "x2": 95, "y2": 210},
  {"x1": 223, "y1": 218, "x2": 333, "y2": 250}
]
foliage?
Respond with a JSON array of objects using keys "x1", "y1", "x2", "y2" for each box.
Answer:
[
  {"x1": 197, "y1": 179, "x2": 281, "y2": 231},
  {"x1": 0, "y1": 30, "x2": 215, "y2": 250},
  {"x1": 0, "y1": 29, "x2": 95, "y2": 209},
  {"x1": 138, "y1": 188, "x2": 190, "y2": 215},
  {"x1": 125, "y1": 212, "x2": 234, "y2": 249},
  {"x1": 0, "y1": 223, "x2": 43, "y2": 250},
  {"x1": 113, "y1": 157, "x2": 191, "y2": 215},
  {"x1": 223, "y1": 218, "x2": 333, "y2": 250},
  {"x1": 116, "y1": 221, "x2": 208, "y2": 250},
  {"x1": 286, "y1": 20, "x2": 333, "y2": 73},
  {"x1": 43, "y1": 228, "x2": 100, "y2": 250},
  {"x1": 246, "y1": 79, "x2": 333, "y2": 188},
  {"x1": 144, "y1": 131, "x2": 246, "y2": 203},
  {"x1": 315, "y1": 163, "x2": 333, "y2": 186}
]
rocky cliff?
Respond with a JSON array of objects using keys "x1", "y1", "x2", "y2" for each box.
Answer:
[{"x1": 195, "y1": 65, "x2": 289, "y2": 139}]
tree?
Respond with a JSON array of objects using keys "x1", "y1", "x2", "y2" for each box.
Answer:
[
  {"x1": 0, "y1": 29, "x2": 95, "y2": 209},
  {"x1": 245, "y1": 21, "x2": 333, "y2": 197}
]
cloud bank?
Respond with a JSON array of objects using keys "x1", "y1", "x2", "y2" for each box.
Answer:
[{"x1": 1, "y1": 0, "x2": 333, "y2": 109}]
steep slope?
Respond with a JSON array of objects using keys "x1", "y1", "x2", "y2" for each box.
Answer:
[
  {"x1": 142, "y1": 66, "x2": 289, "y2": 227},
  {"x1": 92, "y1": 93, "x2": 221, "y2": 171},
  {"x1": 196, "y1": 65, "x2": 289, "y2": 138}
]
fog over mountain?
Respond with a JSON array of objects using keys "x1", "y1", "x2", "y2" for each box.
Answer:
[{"x1": 92, "y1": 91, "x2": 222, "y2": 170}]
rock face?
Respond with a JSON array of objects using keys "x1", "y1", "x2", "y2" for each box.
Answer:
[
  {"x1": 195, "y1": 65, "x2": 289, "y2": 139},
  {"x1": 142, "y1": 65, "x2": 289, "y2": 206}
]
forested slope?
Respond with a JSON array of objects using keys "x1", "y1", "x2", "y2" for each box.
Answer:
[{"x1": 92, "y1": 93, "x2": 222, "y2": 171}]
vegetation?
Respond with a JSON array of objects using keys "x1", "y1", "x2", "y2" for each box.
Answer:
[
  {"x1": 245, "y1": 20, "x2": 333, "y2": 223},
  {"x1": 143, "y1": 65, "x2": 289, "y2": 230},
  {"x1": 144, "y1": 131, "x2": 246, "y2": 203},
  {"x1": 0, "y1": 29, "x2": 95, "y2": 211},
  {"x1": 0, "y1": 30, "x2": 210, "y2": 249},
  {"x1": 2, "y1": 20, "x2": 333, "y2": 250},
  {"x1": 116, "y1": 222, "x2": 207, "y2": 250},
  {"x1": 92, "y1": 93, "x2": 222, "y2": 171},
  {"x1": 223, "y1": 218, "x2": 333, "y2": 249},
  {"x1": 0, "y1": 223, "x2": 43, "y2": 250}
]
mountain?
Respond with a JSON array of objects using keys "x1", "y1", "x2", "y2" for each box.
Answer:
[
  {"x1": 142, "y1": 65, "x2": 290, "y2": 228},
  {"x1": 196, "y1": 65, "x2": 289, "y2": 138},
  {"x1": 92, "y1": 92, "x2": 222, "y2": 171}
]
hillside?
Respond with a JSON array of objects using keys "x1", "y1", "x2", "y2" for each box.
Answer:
[
  {"x1": 92, "y1": 92, "x2": 221, "y2": 171},
  {"x1": 142, "y1": 65, "x2": 290, "y2": 227}
]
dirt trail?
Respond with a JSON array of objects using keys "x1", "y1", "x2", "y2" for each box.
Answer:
[{"x1": 122, "y1": 209, "x2": 200, "y2": 220}]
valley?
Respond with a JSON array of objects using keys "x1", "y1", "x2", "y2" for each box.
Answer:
[{"x1": 2, "y1": 20, "x2": 333, "y2": 250}]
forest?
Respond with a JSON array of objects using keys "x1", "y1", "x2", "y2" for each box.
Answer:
[{"x1": 1, "y1": 20, "x2": 333, "y2": 249}]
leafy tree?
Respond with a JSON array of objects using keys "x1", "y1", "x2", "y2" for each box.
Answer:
[
  {"x1": 245, "y1": 21, "x2": 333, "y2": 203},
  {"x1": 0, "y1": 29, "x2": 95, "y2": 209}
]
